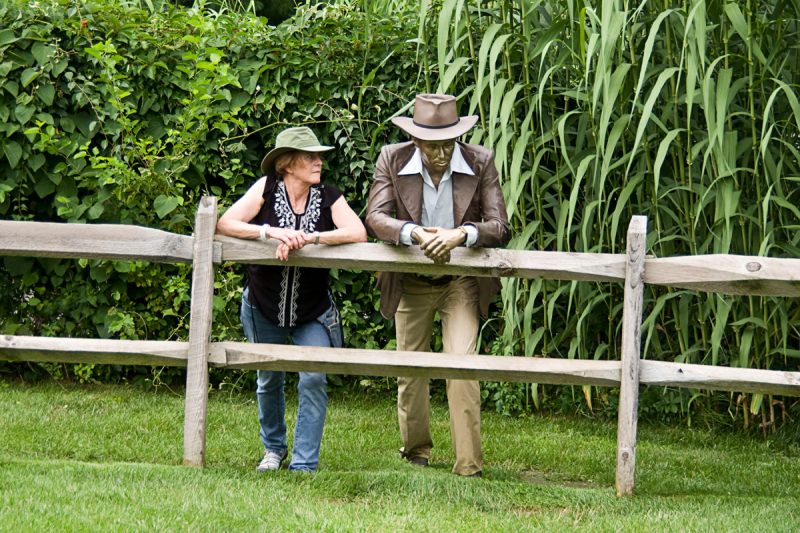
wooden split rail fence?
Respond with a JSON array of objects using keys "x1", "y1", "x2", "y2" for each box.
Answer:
[{"x1": 2, "y1": 196, "x2": 800, "y2": 496}]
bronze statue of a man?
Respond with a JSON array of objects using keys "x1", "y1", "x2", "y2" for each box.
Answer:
[{"x1": 366, "y1": 93, "x2": 510, "y2": 477}]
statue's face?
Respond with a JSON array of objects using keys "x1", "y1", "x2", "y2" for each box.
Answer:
[{"x1": 413, "y1": 138, "x2": 456, "y2": 175}]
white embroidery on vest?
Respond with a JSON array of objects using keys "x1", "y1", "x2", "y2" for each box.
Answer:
[{"x1": 273, "y1": 182, "x2": 324, "y2": 326}]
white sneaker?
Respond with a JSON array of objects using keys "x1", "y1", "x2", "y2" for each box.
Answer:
[{"x1": 256, "y1": 450, "x2": 287, "y2": 472}]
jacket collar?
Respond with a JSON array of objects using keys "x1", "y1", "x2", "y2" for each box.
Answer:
[
  {"x1": 397, "y1": 144, "x2": 475, "y2": 177},
  {"x1": 394, "y1": 142, "x2": 480, "y2": 226}
]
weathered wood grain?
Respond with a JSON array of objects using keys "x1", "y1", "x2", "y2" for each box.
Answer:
[
  {"x1": 0, "y1": 335, "x2": 189, "y2": 365},
  {"x1": 639, "y1": 360, "x2": 800, "y2": 397},
  {"x1": 645, "y1": 255, "x2": 800, "y2": 296},
  {"x1": 210, "y1": 342, "x2": 623, "y2": 385},
  {"x1": 216, "y1": 234, "x2": 627, "y2": 282},
  {"x1": 182, "y1": 197, "x2": 217, "y2": 467},
  {"x1": 2, "y1": 220, "x2": 796, "y2": 297},
  {"x1": 0, "y1": 220, "x2": 197, "y2": 263},
  {"x1": 218, "y1": 235, "x2": 800, "y2": 296},
  {"x1": 616, "y1": 216, "x2": 647, "y2": 497},
  {"x1": 4, "y1": 336, "x2": 799, "y2": 397}
]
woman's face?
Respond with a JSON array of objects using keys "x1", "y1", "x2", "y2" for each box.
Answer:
[{"x1": 285, "y1": 152, "x2": 323, "y2": 185}]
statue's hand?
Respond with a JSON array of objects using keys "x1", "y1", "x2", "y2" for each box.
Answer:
[
  {"x1": 418, "y1": 227, "x2": 466, "y2": 264},
  {"x1": 411, "y1": 226, "x2": 439, "y2": 247}
]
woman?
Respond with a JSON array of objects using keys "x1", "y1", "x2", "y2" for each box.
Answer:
[{"x1": 216, "y1": 126, "x2": 367, "y2": 472}]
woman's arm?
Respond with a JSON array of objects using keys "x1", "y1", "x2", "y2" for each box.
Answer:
[
  {"x1": 216, "y1": 177, "x2": 267, "y2": 239},
  {"x1": 302, "y1": 196, "x2": 367, "y2": 246},
  {"x1": 217, "y1": 177, "x2": 305, "y2": 259}
]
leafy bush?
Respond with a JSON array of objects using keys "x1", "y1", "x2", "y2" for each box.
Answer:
[
  {"x1": 0, "y1": 0, "x2": 419, "y2": 385},
  {"x1": 4, "y1": 0, "x2": 798, "y2": 426}
]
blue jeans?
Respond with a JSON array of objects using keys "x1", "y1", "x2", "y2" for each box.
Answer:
[{"x1": 240, "y1": 289, "x2": 342, "y2": 472}]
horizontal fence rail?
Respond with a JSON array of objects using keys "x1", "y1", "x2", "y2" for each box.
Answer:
[
  {"x1": 2, "y1": 203, "x2": 800, "y2": 496},
  {"x1": 217, "y1": 235, "x2": 628, "y2": 282},
  {"x1": 0, "y1": 220, "x2": 201, "y2": 263},
  {"x1": 0, "y1": 335, "x2": 189, "y2": 366},
  {"x1": 2, "y1": 220, "x2": 797, "y2": 296},
  {"x1": 3, "y1": 336, "x2": 799, "y2": 397},
  {"x1": 212, "y1": 342, "x2": 622, "y2": 385},
  {"x1": 646, "y1": 255, "x2": 800, "y2": 297}
]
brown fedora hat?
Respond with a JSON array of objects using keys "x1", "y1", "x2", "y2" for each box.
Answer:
[{"x1": 391, "y1": 94, "x2": 478, "y2": 141}]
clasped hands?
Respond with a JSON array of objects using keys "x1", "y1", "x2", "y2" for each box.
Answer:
[
  {"x1": 264, "y1": 227, "x2": 318, "y2": 261},
  {"x1": 411, "y1": 226, "x2": 467, "y2": 264}
]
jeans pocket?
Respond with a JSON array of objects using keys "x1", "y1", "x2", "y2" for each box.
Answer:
[
  {"x1": 241, "y1": 287, "x2": 254, "y2": 307},
  {"x1": 316, "y1": 303, "x2": 344, "y2": 348}
]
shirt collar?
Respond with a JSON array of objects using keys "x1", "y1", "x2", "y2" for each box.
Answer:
[{"x1": 397, "y1": 143, "x2": 475, "y2": 176}]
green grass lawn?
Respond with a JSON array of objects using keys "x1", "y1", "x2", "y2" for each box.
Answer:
[{"x1": 1, "y1": 380, "x2": 799, "y2": 531}]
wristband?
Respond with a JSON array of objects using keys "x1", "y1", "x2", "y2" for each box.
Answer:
[
  {"x1": 258, "y1": 224, "x2": 270, "y2": 242},
  {"x1": 314, "y1": 231, "x2": 321, "y2": 245}
]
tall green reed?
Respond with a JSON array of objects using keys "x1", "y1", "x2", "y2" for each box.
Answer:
[{"x1": 416, "y1": 0, "x2": 800, "y2": 423}]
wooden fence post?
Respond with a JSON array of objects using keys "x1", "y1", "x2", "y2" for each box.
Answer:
[
  {"x1": 615, "y1": 215, "x2": 647, "y2": 496},
  {"x1": 183, "y1": 196, "x2": 217, "y2": 466}
]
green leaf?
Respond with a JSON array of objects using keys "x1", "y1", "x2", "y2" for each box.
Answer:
[
  {"x1": 3, "y1": 141, "x2": 22, "y2": 168},
  {"x1": 15, "y1": 104, "x2": 35, "y2": 125},
  {"x1": 88, "y1": 202, "x2": 105, "y2": 220},
  {"x1": 154, "y1": 195, "x2": 183, "y2": 219},
  {"x1": 4, "y1": 79, "x2": 19, "y2": 97},
  {"x1": 771, "y1": 196, "x2": 800, "y2": 221},
  {"x1": 723, "y1": 3, "x2": 770, "y2": 74},
  {"x1": 0, "y1": 29, "x2": 18, "y2": 47},
  {"x1": 739, "y1": 326, "x2": 754, "y2": 368},
  {"x1": 20, "y1": 67, "x2": 40, "y2": 88},
  {"x1": 74, "y1": 113, "x2": 97, "y2": 138},
  {"x1": 59, "y1": 116, "x2": 75, "y2": 133},
  {"x1": 34, "y1": 178, "x2": 55, "y2": 198},
  {"x1": 31, "y1": 42, "x2": 56, "y2": 66},
  {"x1": 36, "y1": 83, "x2": 55, "y2": 105},
  {"x1": 29, "y1": 153, "x2": 45, "y2": 172},
  {"x1": 4, "y1": 256, "x2": 33, "y2": 276},
  {"x1": 52, "y1": 59, "x2": 68, "y2": 77},
  {"x1": 711, "y1": 295, "x2": 732, "y2": 366}
]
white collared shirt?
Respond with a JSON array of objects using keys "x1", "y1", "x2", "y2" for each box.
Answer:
[{"x1": 398, "y1": 144, "x2": 479, "y2": 246}]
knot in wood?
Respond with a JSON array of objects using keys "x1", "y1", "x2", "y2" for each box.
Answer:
[
  {"x1": 745, "y1": 261, "x2": 762, "y2": 272},
  {"x1": 495, "y1": 260, "x2": 514, "y2": 276}
]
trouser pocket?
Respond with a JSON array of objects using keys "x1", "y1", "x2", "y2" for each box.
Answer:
[{"x1": 316, "y1": 301, "x2": 343, "y2": 348}]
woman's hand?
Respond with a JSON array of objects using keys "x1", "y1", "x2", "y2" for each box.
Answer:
[
  {"x1": 267, "y1": 227, "x2": 306, "y2": 250},
  {"x1": 272, "y1": 229, "x2": 318, "y2": 261},
  {"x1": 275, "y1": 242, "x2": 291, "y2": 261},
  {"x1": 300, "y1": 231, "x2": 320, "y2": 246}
]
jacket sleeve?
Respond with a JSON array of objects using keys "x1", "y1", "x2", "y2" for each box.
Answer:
[
  {"x1": 466, "y1": 150, "x2": 510, "y2": 248},
  {"x1": 366, "y1": 146, "x2": 408, "y2": 245}
]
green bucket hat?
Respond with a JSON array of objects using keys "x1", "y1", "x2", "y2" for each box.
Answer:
[{"x1": 260, "y1": 126, "x2": 334, "y2": 175}]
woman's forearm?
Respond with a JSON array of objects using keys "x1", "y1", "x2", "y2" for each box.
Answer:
[
  {"x1": 316, "y1": 226, "x2": 367, "y2": 245},
  {"x1": 216, "y1": 217, "x2": 263, "y2": 240}
]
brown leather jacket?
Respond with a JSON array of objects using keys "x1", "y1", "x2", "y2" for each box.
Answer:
[{"x1": 366, "y1": 141, "x2": 510, "y2": 319}]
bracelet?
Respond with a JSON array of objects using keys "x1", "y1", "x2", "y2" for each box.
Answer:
[
  {"x1": 258, "y1": 224, "x2": 270, "y2": 242},
  {"x1": 314, "y1": 231, "x2": 321, "y2": 245}
]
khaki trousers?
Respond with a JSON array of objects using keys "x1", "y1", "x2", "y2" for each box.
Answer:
[{"x1": 395, "y1": 276, "x2": 482, "y2": 476}]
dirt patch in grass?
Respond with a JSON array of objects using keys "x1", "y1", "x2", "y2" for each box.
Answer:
[{"x1": 520, "y1": 469, "x2": 602, "y2": 489}]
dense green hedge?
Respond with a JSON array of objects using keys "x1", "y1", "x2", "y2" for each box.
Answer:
[
  {"x1": 0, "y1": 0, "x2": 418, "y2": 387},
  {"x1": 3, "y1": 0, "x2": 799, "y2": 426}
]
